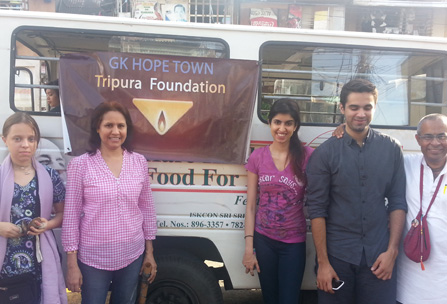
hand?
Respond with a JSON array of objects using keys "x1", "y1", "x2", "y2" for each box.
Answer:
[
  {"x1": 371, "y1": 249, "x2": 397, "y2": 280},
  {"x1": 66, "y1": 262, "x2": 83, "y2": 293},
  {"x1": 316, "y1": 262, "x2": 339, "y2": 294},
  {"x1": 332, "y1": 123, "x2": 346, "y2": 138},
  {"x1": 140, "y1": 253, "x2": 157, "y2": 284},
  {"x1": 0, "y1": 222, "x2": 22, "y2": 238},
  {"x1": 242, "y1": 251, "x2": 260, "y2": 276},
  {"x1": 27, "y1": 218, "x2": 48, "y2": 236}
]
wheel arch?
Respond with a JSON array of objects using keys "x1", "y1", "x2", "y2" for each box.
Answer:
[{"x1": 153, "y1": 236, "x2": 233, "y2": 289}]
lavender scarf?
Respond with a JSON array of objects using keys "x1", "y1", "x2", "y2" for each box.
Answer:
[{"x1": 0, "y1": 155, "x2": 67, "y2": 304}]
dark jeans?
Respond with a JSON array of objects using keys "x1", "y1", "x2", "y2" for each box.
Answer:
[
  {"x1": 317, "y1": 252, "x2": 397, "y2": 304},
  {"x1": 254, "y1": 231, "x2": 306, "y2": 304},
  {"x1": 78, "y1": 254, "x2": 143, "y2": 304}
]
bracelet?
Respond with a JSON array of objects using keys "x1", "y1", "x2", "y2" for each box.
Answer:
[
  {"x1": 67, "y1": 250, "x2": 78, "y2": 254},
  {"x1": 244, "y1": 235, "x2": 253, "y2": 239}
]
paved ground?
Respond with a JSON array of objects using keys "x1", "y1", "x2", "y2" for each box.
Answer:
[
  {"x1": 66, "y1": 288, "x2": 264, "y2": 303},
  {"x1": 222, "y1": 288, "x2": 264, "y2": 303},
  {"x1": 223, "y1": 289, "x2": 317, "y2": 304},
  {"x1": 67, "y1": 289, "x2": 319, "y2": 303}
]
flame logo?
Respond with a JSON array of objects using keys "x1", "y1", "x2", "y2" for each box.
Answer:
[
  {"x1": 158, "y1": 111, "x2": 166, "y2": 133},
  {"x1": 133, "y1": 98, "x2": 193, "y2": 135}
]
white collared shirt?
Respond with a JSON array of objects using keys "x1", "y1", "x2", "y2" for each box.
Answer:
[{"x1": 397, "y1": 154, "x2": 447, "y2": 304}]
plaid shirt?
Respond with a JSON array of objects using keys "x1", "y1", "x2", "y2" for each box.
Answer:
[{"x1": 62, "y1": 150, "x2": 157, "y2": 270}]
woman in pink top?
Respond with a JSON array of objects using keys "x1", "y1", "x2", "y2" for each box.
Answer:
[
  {"x1": 243, "y1": 99, "x2": 313, "y2": 304},
  {"x1": 62, "y1": 101, "x2": 157, "y2": 304}
]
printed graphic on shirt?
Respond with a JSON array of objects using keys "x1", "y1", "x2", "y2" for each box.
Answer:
[
  {"x1": 259, "y1": 173, "x2": 302, "y2": 195},
  {"x1": 258, "y1": 186, "x2": 296, "y2": 223},
  {"x1": 256, "y1": 173, "x2": 306, "y2": 240},
  {"x1": 0, "y1": 180, "x2": 43, "y2": 280}
]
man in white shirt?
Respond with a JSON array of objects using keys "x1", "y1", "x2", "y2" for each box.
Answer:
[{"x1": 397, "y1": 113, "x2": 447, "y2": 304}]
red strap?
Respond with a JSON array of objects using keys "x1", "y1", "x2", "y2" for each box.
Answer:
[
  {"x1": 418, "y1": 164, "x2": 444, "y2": 271},
  {"x1": 419, "y1": 164, "x2": 444, "y2": 216}
]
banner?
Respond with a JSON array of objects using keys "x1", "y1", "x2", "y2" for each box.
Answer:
[
  {"x1": 163, "y1": 1, "x2": 189, "y2": 22},
  {"x1": 133, "y1": 1, "x2": 163, "y2": 20},
  {"x1": 250, "y1": 8, "x2": 277, "y2": 27},
  {"x1": 287, "y1": 5, "x2": 302, "y2": 28},
  {"x1": 59, "y1": 52, "x2": 259, "y2": 164}
]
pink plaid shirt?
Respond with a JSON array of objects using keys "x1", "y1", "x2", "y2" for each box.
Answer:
[{"x1": 62, "y1": 150, "x2": 157, "y2": 270}]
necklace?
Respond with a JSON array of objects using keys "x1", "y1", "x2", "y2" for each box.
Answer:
[{"x1": 18, "y1": 165, "x2": 33, "y2": 175}]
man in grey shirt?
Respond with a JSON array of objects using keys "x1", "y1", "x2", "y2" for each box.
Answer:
[{"x1": 306, "y1": 79, "x2": 407, "y2": 304}]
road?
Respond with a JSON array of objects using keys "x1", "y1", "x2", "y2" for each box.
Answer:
[
  {"x1": 223, "y1": 289, "x2": 317, "y2": 304},
  {"x1": 222, "y1": 288, "x2": 263, "y2": 303},
  {"x1": 67, "y1": 289, "x2": 264, "y2": 304},
  {"x1": 67, "y1": 288, "x2": 317, "y2": 303}
]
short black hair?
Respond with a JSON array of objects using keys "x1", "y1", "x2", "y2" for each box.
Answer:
[{"x1": 340, "y1": 79, "x2": 378, "y2": 108}]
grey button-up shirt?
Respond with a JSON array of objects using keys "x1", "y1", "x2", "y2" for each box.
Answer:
[{"x1": 306, "y1": 128, "x2": 407, "y2": 267}]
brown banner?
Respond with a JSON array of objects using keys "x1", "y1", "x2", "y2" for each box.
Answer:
[{"x1": 59, "y1": 52, "x2": 259, "y2": 164}]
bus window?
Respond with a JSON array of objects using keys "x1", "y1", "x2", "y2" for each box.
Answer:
[
  {"x1": 14, "y1": 67, "x2": 35, "y2": 111},
  {"x1": 11, "y1": 27, "x2": 229, "y2": 115},
  {"x1": 260, "y1": 43, "x2": 447, "y2": 127}
]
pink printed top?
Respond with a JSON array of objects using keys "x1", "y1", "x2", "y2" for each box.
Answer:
[
  {"x1": 245, "y1": 146, "x2": 313, "y2": 243},
  {"x1": 62, "y1": 150, "x2": 157, "y2": 270}
]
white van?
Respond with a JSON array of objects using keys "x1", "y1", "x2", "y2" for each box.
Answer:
[{"x1": 2, "y1": 10, "x2": 447, "y2": 303}]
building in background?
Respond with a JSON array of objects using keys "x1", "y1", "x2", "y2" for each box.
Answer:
[
  {"x1": 0, "y1": 0, "x2": 27, "y2": 10},
  {"x1": 1, "y1": 0, "x2": 447, "y2": 36}
]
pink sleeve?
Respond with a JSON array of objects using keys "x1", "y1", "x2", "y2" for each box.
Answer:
[
  {"x1": 244, "y1": 148, "x2": 262, "y2": 174},
  {"x1": 137, "y1": 154, "x2": 157, "y2": 240},
  {"x1": 61, "y1": 156, "x2": 84, "y2": 252}
]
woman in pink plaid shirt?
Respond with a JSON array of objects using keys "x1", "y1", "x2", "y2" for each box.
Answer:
[{"x1": 62, "y1": 101, "x2": 157, "y2": 304}]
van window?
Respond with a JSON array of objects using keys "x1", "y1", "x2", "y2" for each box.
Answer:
[
  {"x1": 14, "y1": 67, "x2": 35, "y2": 111},
  {"x1": 12, "y1": 27, "x2": 229, "y2": 114},
  {"x1": 260, "y1": 43, "x2": 447, "y2": 127}
]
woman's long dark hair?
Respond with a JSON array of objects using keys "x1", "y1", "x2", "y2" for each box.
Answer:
[
  {"x1": 268, "y1": 98, "x2": 306, "y2": 182},
  {"x1": 88, "y1": 101, "x2": 134, "y2": 154}
]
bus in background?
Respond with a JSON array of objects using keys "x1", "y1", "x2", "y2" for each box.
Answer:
[{"x1": 1, "y1": 10, "x2": 447, "y2": 303}]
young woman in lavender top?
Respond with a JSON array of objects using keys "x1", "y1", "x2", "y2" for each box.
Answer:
[
  {"x1": 0, "y1": 113, "x2": 66, "y2": 304},
  {"x1": 243, "y1": 98, "x2": 313, "y2": 304},
  {"x1": 62, "y1": 101, "x2": 157, "y2": 304}
]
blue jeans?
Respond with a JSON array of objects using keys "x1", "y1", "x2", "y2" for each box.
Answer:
[
  {"x1": 254, "y1": 231, "x2": 306, "y2": 304},
  {"x1": 317, "y1": 252, "x2": 397, "y2": 304},
  {"x1": 78, "y1": 254, "x2": 143, "y2": 304}
]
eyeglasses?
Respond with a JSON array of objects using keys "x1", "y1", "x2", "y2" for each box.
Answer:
[{"x1": 418, "y1": 134, "x2": 447, "y2": 142}]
